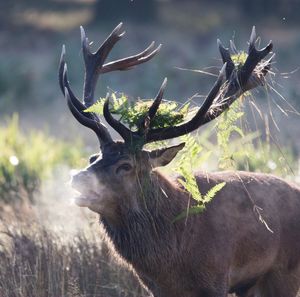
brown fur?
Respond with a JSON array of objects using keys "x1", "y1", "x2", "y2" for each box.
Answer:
[{"x1": 72, "y1": 145, "x2": 300, "y2": 297}]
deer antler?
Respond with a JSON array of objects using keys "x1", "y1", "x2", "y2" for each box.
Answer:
[
  {"x1": 60, "y1": 25, "x2": 272, "y2": 149},
  {"x1": 58, "y1": 23, "x2": 161, "y2": 149},
  {"x1": 102, "y1": 26, "x2": 273, "y2": 145}
]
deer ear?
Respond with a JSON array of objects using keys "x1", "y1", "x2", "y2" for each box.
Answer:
[{"x1": 148, "y1": 143, "x2": 185, "y2": 168}]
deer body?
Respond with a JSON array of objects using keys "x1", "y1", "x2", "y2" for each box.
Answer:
[
  {"x1": 58, "y1": 24, "x2": 300, "y2": 296},
  {"x1": 99, "y1": 170, "x2": 300, "y2": 297}
]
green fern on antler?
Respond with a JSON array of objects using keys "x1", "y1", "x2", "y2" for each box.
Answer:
[{"x1": 85, "y1": 93, "x2": 191, "y2": 130}]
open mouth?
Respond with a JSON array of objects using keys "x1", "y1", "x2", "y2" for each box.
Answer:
[{"x1": 72, "y1": 190, "x2": 100, "y2": 208}]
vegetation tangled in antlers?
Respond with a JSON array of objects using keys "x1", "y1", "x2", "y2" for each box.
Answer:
[
  {"x1": 59, "y1": 23, "x2": 272, "y2": 152},
  {"x1": 85, "y1": 48, "x2": 269, "y2": 134}
]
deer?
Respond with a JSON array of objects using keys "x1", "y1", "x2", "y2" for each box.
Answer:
[{"x1": 58, "y1": 23, "x2": 300, "y2": 297}]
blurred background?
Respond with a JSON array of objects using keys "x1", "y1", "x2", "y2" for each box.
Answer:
[{"x1": 0, "y1": 1, "x2": 300, "y2": 296}]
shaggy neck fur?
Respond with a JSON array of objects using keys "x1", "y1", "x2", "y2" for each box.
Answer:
[{"x1": 100, "y1": 171, "x2": 185, "y2": 272}]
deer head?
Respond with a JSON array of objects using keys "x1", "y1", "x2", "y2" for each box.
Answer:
[{"x1": 59, "y1": 23, "x2": 272, "y2": 223}]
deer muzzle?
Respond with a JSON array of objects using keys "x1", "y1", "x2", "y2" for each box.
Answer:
[{"x1": 71, "y1": 170, "x2": 101, "y2": 208}]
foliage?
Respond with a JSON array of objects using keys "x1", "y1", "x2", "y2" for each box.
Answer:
[
  {"x1": 173, "y1": 181, "x2": 226, "y2": 222},
  {"x1": 216, "y1": 100, "x2": 245, "y2": 169},
  {"x1": 215, "y1": 98, "x2": 296, "y2": 178},
  {"x1": 85, "y1": 93, "x2": 191, "y2": 130},
  {"x1": 172, "y1": 135, "x2": 225, "y2": 221},
  {"x1": 231, "y1": 51, "x2": 248, "y2": 69},
  {"x1": 0, "y1": 114, "x2": 85, "y2": 203}
]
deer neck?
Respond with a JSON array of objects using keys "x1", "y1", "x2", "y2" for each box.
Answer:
[{"x1": 100, "y1": 170, "x2": 185, "y2": 266}]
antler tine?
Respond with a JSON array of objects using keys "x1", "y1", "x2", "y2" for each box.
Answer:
[
  {"x1": 60, "y1": 45, "x2": 95, "y2": 115},
  {"x1": 59, "y1": 44, "x2": 113, "y2": 147},
  {"x1": 249, "y1": 26, "x2": 257, "y2": 52},
  {"x1": 64, "y1": 87, "x2": 113, "y2": 145},
  {"x1": 101, "y1": 42, "x2": 162, "y2": 74},
  {"x1": 195, "y1": 63, "x2": 226, "y2": 117},
  {"x1": 137, "y1": 78, "x2": 167, "y2": 135},
  {"x1": 80, "y1": 26, "x2": 89, "y2": 60},
  {"x1": 148, "y1": 77, "x2": 167, "y2": 120},
  {"x1": 63, "y1": 65, "x2": 114, "y2": 145},
  {"x1": 82, "y1": 24, "x2": 125, "y2": 107},
  {"x1": 94, "y1": 22, "x2": 125, "y2": 63},
  {"x1": 63, "y1": 64, "x2": 87, "y2": 113},
  {"x1": 217, "y1": 39, "x2": 235, "y2": 79},
  {"x1": 81, "y1": 23, "x2": 124, "y2": 66},
  {"x1": 201, "y1": 28, "x2": 273, "y2": 124},
  {"x1": 144, "y1": 64, "x2": 226, "y2": 142},
  {"x1": 103, "y1": 97, "x2": 133, "y2": 142},
  {"x1": 82, "y1": 23, "x2": 161, "y2": 108},
  {"x1": 230, "y1": 40, "x2": 239, "y2": 54},
  {"x1": 59, "y1": 45, "x2": 66, "y2": 95},
  {"x1": 239, "y1": 26, "x2": 273, "y2": 87}
]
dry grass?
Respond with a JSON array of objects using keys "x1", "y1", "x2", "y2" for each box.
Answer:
[{"x1": 0, "y1": 205, "x2": 147, "y2": 297}]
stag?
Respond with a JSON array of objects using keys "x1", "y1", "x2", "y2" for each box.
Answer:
[{"x1": 59, "y1": 24, "x2": 300, "y2": 297}]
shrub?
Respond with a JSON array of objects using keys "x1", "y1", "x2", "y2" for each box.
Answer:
[{"x1": 0, "y1": 114, "x2": 85, "y2": 204}]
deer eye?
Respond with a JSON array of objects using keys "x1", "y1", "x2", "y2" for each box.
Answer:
[{"x1": 116, "y1": 163, "x2": 132, "y2": 175}]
